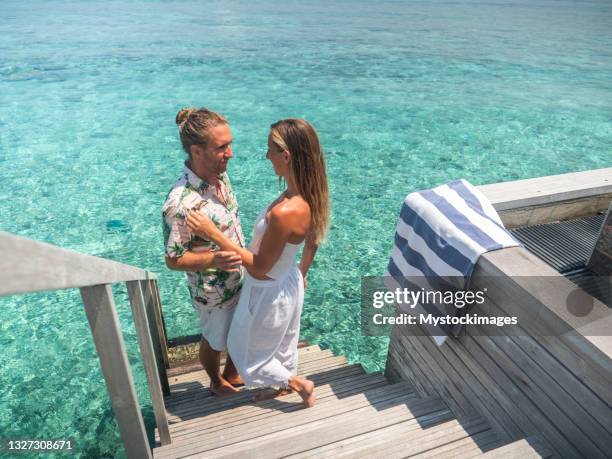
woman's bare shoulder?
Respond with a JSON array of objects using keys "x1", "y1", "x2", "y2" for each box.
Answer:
[
  {"x1": 272, "y1": 196, "x2": 309, "y2": 217},
  {"x1": 269, "y1": 197, "x2": 310, "y2": 234}
]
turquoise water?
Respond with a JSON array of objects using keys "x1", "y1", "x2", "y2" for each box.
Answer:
[{"x1": 1, "y1": 0, "x2": 611, "y2": 456}]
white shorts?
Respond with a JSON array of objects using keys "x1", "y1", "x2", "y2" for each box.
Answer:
[{"x1": 198, "y1": 306, "x2": 236, "y2": 351}]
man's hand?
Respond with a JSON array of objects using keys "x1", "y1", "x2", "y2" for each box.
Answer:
[
  {"x1": 212, "y1": 251, "x2": 242, "y2": 272},
  {"x1": 186, "y1": 211, "x2": 220, "y2": 239}
]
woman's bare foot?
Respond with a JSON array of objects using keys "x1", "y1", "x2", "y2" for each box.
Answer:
[
  {"x1": 224, "y1": 373, "x2": 244, "y2": 387},
  {"x1": 222, "y1": 357, "x2": 244, "y2": 387},
  {"x1": 210, "y1": 378, "x2": 239, "y2": 396},
  {"x1": 253, "y1": 388, "x2": 293, "y2": 403},
  {"x1": 289, "y1": 377, "x2": 316, "y2": 408}
]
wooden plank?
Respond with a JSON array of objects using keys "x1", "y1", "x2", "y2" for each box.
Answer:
[
  {"x1": 471, "y1": 332, "x2": 608, "y2": 458},
  {"x1": 149, "y1": 279, "x2": 170, "y2": 370},
  {"x1": 165, "y1": 366, "x2": 383, "y2": 426},
  {"x1": 140, "y1": 280, "x2": 170, "y2": 397},
  {"x1": 167, "y1": 344, "x2": 322, "y2": 378},
  {"x1": 443, "y1": 337, "x2": 526, "y2": 442},
  {"x1": 413, "y1": 428, "x2": 503, "y2": 458},
  {"x1": 287, "y1": 412, "x2": 476, "y2": 458},
  {"x1": 207, "y1": 397, "x2": 448, "y2": 459},
  {"x1": 0, "y1": 231, "x2": 155, "y2": 296},
  {"x1": 164, "y1": 364, "x2": 368, "y2": 424},
  {"x1": 168, "y1": 348, "x2": 335, "y2": 386},
  {"x1": 153, "y1": 382, "x2": 415, "y2": 458},
  {"x1": 478, "y1": 435, "x2": 554, "y2": 459},
  {"x1": 126, "y1": 281, "x2": 171, "y2": 446},
  {"x1": 461, "y1": 334, "x2": 584, "y2": 458},
  {"x1": 164, "y1": 372, "x2": 383, "y2": 436},
  {"x1": 478, "y1": 167, "x2": 612, "y2": 212},
  {"x1": 161, "y1": 374, "x2": 389, "y2": 442},
  {"x1": 340, "y1": 415, "x2": 490, "y2": 459},
  {"x1": 482, "y1": 296, "x2": 612, "y2": 435},
  {"x1": 411, "y1": 335, "x2": 479, "y2": 418},
  {"x1": 476, "y1": 247, "x2": 612, "y2": 363},
  {"x1": 497, "y1": 193, "x2": 612, "y2": 228},
  {"x1": 169, "y1": 363, "x2": 364, "y2": 410},
  {"x1": 166, "y1": 355, "x2": 350, "y2": 407},
  {"x1": 158, "y1": 366, "x2": 370, "y2": 439},
  {"x1": 80, "y1": 284, "x2": 152, "y2": 459},
  {"x1": 165, "y1": 391, "x2": 446, "y2": 459},
  {"x1": 417, "y1": 333, "x2": 520, "y2": 442},
  {"x1": 387, "y1": 334, "x2": 433, "y2": 397}
]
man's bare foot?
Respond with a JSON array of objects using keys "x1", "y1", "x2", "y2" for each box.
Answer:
[
  {"x1": 289, "y1": 377, "x2": 316, "y2": 408},
  {"x1": 210, "y1": 378, "x2": 239, "y2": 397},
  {"x1": 253, "y1": 388, "x2": 293, "y2": 403}
]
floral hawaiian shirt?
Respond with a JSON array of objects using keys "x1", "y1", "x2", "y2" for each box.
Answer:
[{"x1": 162, "y1": 163, "x2": 245, "y2": 310}]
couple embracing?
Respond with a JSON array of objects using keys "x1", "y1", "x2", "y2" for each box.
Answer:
[{"x1": 162, "y1": 107, "x2": 329, "y2": 408}]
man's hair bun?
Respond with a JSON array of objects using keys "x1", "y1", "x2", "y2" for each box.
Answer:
[{"x1": 176, "y1": 107, "x2": 196, "y2": 126}]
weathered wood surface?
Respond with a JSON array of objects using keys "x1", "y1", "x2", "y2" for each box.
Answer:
[
  {"x1": 141, "y1": 280, "x2": 170, "y2": 396},
  {"x1": 81, "y1": 284, "x2": 152, "y2": 459},
  {"x1": 478, "y1": 167, "x2": 612, "y2": 212},
  {"x1": 0, "y1": 231, "x2": 156, "y2": 296},
  {"x1": 126, "y1": 281, "x2": 171, "y2": 446},
  {"x1": 478, "y1": 435, "x2": 554, "y2": 458},
  {"x1": 385, "y1": 244, "x2": 612, "y2": 458},
  {"x1": 153, "y1": 345, "x2": 520, "y2": 459},
  {"x1": 150, "y1": 279, "x2": 170, "y2": 370},
  {"x1": 477, "y1": 247, "x2": 612, "y2": 362}
]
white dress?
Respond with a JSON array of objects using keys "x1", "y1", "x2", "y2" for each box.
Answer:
[{"x1": 226, "y1": 205, "x2": 304, "y2": 388}]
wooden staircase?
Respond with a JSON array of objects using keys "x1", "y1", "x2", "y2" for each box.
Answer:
[{"x1": 153, "y1": 345, "x2": 552, "y2": 458}]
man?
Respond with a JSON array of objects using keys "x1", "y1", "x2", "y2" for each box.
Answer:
[{"x1": 162, "y1": 107, "x2": 244, "y2": 396}]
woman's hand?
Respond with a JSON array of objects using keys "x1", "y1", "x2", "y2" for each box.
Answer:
[{"x1": 186, "y1": 211, "x2": 220, "y2": 239}]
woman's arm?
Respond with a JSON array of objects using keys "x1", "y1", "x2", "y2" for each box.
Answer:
[
  {"x1": 165, "y1": 250, "x2": 241, "y2": 272},
  {"x1": 299, "y1": 234, "x2": 318, "y2": 289},
  {"x1": 186, "y1": 207, "x2": 298, "y2": 279}
]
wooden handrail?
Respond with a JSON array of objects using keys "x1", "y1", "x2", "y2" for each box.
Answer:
[
  {"x1": 0, "y1": 231, "x2": 156, "y2": 296},
  {"x1": 0, "y1": 231, "x2": 171, "y2": 458}
]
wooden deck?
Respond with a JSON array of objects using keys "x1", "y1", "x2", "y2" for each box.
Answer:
[{"x1": 152, "y1": 345, "x2": 551, "y2": 458}]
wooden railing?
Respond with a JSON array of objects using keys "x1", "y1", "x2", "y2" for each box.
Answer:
[{"x1": 0, "y1": 231, "x2": 172, "y2": 458}]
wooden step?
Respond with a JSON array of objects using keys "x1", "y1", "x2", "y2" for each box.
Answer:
[
  {"x1": 155, "y1": 364, "x2": 372, "y2": 441},
  {"x1": 166, "y1": 354, "x2": 350, "y2": 406},
  {"x1": 195, "y1": 390, "x2": 448, "y2": 458},
  {"x1": 168, "y1": 344, "x2": 322, "y2": 377},
  {"x1": 168, "y1": 345, "x2": 329, "y2": 386},
  {"x1": 153, "y1": 381, "x2": 421, "y2": 458},
  {"x1": 412, "y1": 428, "x2": 503, "y2": 458},
  {"x1": 286, "y1": 415, "x2": 492, "y2": 459},
  {"x1": 163, "y1": 362, "x2": 364, "y2": 424},
  {"x1": 475, "y1": 435, "x2": 554, "y2": 458},
  {"x1": 158, "y1": 372, "x2": 389, "y2": 443}
]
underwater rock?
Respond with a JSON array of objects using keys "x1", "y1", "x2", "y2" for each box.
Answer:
[{"x1": 105, "y1": 219, "x2": 130, "y2": 233}]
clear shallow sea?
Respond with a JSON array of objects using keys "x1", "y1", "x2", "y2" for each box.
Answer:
[{"x1": 1, "y1": 0, "x2": 611, "y2": 456}]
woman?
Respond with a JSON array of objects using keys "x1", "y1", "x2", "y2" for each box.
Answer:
[{"x1": 186, "y1": 118, "x2": 329, "y2": 408}]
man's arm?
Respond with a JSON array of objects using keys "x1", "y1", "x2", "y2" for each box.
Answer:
[{"x1": 165, "y1": 250, "x2": 241, "y2": 272}]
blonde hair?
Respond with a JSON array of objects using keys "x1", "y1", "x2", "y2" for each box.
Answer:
[
  {"x1": 270, "y1": 119, "x2": 330, "y2": 244},
  {"x1": 176, "y1": 107, "x2": 227, "y2": 156}
]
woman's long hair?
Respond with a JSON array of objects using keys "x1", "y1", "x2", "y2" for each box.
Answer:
[{"x1": 270, "y1": 119, "x2": 330, "y2": 244}]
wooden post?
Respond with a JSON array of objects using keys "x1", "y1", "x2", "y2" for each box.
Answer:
[
  {"x1": 80, "y1": 284, "x2": 152, "y2": 459},
  {"x1": 126, "y1": 281, "x2": 172, "y2": 446},
  {"x1": 141, "y1": 280, "x2": 171, "y2": 396},
  {"x1": 150, "y1": 279, "x2": 170, "y2": 369}
]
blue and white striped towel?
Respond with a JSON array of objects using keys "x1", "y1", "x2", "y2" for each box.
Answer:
[{"x1": 386, "y1": 179, "x2": 520, "y2": 344}]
